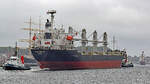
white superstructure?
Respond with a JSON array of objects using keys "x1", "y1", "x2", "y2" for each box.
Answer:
[{"x1": 32, "y1": 10, "x2": 109, "y2": 53}]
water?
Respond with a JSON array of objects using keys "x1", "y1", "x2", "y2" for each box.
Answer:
[{"x1": 0, "y1": 65, "x2": 150, "y2": 84}]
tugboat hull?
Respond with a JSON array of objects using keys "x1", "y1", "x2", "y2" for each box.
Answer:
[
  {"x1": 3, "y1": 64, "x2": 31, "y2": 70},
  {"x1": 121, "y1": 63, "x2": 134, "y2": 67}
]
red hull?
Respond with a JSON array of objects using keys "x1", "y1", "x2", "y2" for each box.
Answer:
[{"x1": 39, "y1": 60, "x2": 122, "y2": 69}]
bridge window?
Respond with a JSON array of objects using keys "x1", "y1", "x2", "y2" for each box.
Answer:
[{"x1": 44, "y1": 33, "x2": 52, "y2": 39}]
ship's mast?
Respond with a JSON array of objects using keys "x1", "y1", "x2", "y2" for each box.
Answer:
[
  {"x1": 47, "y1": 10, "x2": 56, "y2": 30},
  {"x1": 20, "y1": 17, "x2": 40, "y2": 58},
  {"x1": 29, "y1": 17, "x2": 32, "y2": 55},
  {"x1": 25, "y1": 16, "x2": 32, "y2": 57},
  {"x1": 14, "y1": 42, "x2": 18, "y2": 56},
  {"x1": 141, "y1": 51, "x2": 145, "y2": 61},
  {"x1": 39, "y1": 16, "x2": 42, "y2": 34}
]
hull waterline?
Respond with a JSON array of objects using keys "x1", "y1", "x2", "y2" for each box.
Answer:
[{"x1": 39, "y1": 60, "x2": 122, "y2": 70}]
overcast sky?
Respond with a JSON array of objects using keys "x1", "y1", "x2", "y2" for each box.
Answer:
[{"x1": 0, "y1": 0, "x2": 150, "y2": 56}]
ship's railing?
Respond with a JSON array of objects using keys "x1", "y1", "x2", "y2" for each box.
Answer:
[
  {"x1": 32, "y1": 45, "x2": 76, "y2": 50},
  {"x1": 81, "y1": 51, "x2": 124, "y2": 56}
]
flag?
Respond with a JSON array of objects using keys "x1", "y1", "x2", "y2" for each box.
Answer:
[
  {"x1": 21, "y1": 56, "x2": 24, "y2": 64},
  {"x1": 32, "y1": 35, "x2": 36, "y2": 41}
]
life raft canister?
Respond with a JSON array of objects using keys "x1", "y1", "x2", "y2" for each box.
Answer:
[{"x1": 66, "y1": 35, "x2": 73, "y2": 40}]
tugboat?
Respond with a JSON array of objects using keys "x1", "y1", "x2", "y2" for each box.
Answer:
[
  {"x1": 122, "y1": 60, "x2": 134, "y2": 67},
  {"x1": 139, "y1": 51, "x2": 146, "y2": 65},
  {"x1": 2, "y1": 42, "x2": 31, "y2": 70},
  {"x1": 121, "y1": 50, "x2": 134, "y2": 67}
]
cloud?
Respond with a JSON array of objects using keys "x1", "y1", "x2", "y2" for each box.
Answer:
[{"x1": 0, "y1": 0, "x2": 150, "y2": 56}]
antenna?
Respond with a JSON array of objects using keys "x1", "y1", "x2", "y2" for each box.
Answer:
[
  {"x1": 14, "y1": 41, "x2": 18, "y2": 56},
  {"x1": 29, "y1": 17, "x2": 32, "y2": 50},
  {"x1": 39, "y1": 16, "x2": 41, "y2": 34},
  {"x1": 141, "y1": 51, "x2": 145, "y2": 61},
  {"x1": 112, "y1": 36, "x2": 116, "y2": 50}
]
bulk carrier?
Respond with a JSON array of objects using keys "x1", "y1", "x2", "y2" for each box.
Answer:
[{"x1": 31, "y1": 10, "x2": 126, "y2": 70}]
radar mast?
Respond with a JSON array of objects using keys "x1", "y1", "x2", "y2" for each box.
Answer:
[{"x1": 47, "y1": 10, "x2": 56, "y2": 30}]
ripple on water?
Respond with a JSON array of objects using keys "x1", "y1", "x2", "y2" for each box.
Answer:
[{"x1": 0, "y1": 65, "x2": 150, "y2": 84}]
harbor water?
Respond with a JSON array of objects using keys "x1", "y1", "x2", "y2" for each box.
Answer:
[{"x1": 0, "y1": 65, "x2": 150, "y2": 84}]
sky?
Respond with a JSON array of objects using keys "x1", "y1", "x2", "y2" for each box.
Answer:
[{"x1": 0, "y1": 0, "x2": 150, "y2": 56}]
